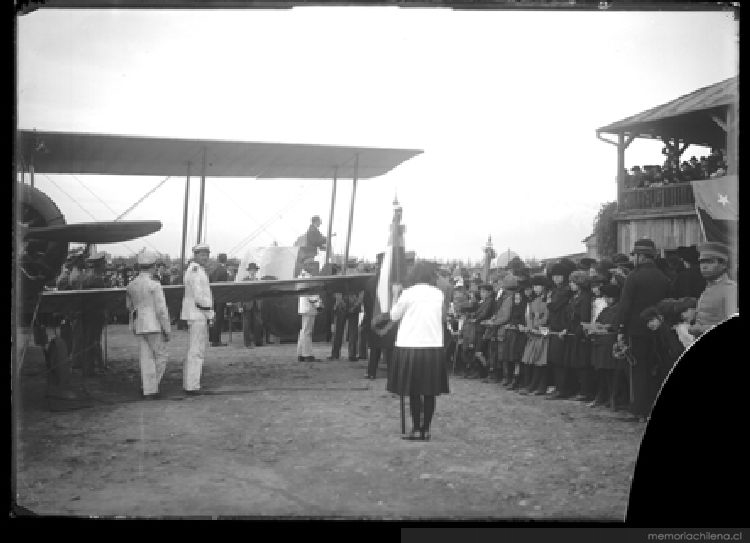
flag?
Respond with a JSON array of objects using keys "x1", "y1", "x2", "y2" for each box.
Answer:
[
  {"x1": 374, "y1": 217, "x2": 407, "y2": 317},
  {"x1": 691, "y1": 175, "x2": 738, "y2": 245}
]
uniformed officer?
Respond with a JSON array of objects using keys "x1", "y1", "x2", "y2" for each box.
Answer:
[
  {"x1": 614, "y1": 238, "x2": 673, "y2": 422},
  {"x1": 181, "y1": 243, "x2": 215, "y2": 394},
  {"x1": 688, "y1": 242, "x2": 737, "y2": 338},
  {"x1": 297, "y1": 260, "x2": 322, "y2": 362},
  {"x1": 79, "y1": 250, "x2": 109, "y2": 376},
  {"x1": 126, "y1": 249, "x2": 171, "y2": 399}
]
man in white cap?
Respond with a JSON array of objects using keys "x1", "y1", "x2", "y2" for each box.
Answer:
[
  {"x1": 126, "y1": 248, "x2": 171, "y2": 399},
  {"x1": 297, "y1": 259, "x2": 322, "y2": 362},
  {"x1": 181, "y1": 243, "x2": 215, "y2": 394}
]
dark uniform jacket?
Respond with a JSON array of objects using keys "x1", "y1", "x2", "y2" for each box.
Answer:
[
  {"x1": 305, "y1": 224, "x2": 327, "y2": 249},
  {"x1": 209, "y1": 264, "x2": 229, "y2": 283},
  {"x1": 614, "y1": 261, "x2": 672, "y2": 337},
  {"x1": 546, "y1": 286, "x2": 572, "y2": 332},
  {"x1": 671, "y1": 266, "x2": 706, "y2": 299}
]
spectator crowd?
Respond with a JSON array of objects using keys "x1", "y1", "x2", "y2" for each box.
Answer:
[{"x1": 624, "y1": 147, "x2": 728, "y2": 189}]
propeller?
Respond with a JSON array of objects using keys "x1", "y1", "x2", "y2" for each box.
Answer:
[{"x1": 23, "y1": 220, "x2": 162, "y2": 243}]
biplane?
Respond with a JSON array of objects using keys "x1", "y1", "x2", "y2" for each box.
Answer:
[{"x1": 14, "y1": 129, "x2": 422, "y2": 354}]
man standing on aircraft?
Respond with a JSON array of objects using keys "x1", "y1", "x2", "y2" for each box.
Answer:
[
  {"x1": 209, "y1": 253, "x2": 229, "y2": 347},
  {"x1": 126, "y1": 249, "x2": 171, "y2": 399},
  {"x1": 181, "y1": 243, "x2": 215, "y2": 395},
  {"x1": 297, "y1": 215, "x2": 327, "y2": 263}
]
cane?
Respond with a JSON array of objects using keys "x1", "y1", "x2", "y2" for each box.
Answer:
[{"x1": 400, "y1": 394, "x2": 406, "y2": 435}]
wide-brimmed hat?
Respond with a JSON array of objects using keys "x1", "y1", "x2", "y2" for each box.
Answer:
[
  {"x1": 502, "y1": 275, "x2": 519, "y2": 290},
  {"x1": 611, "y1": 253, "x2": 630, "y2": 266},
  {"x1": 600, "y1": 283, "x2": 620, "y2": 299},
  {"x1": 569, "y1": 270, "x2": 590, "y2": 287},
  {"x1": 549, "y1": 263, "x2": 567, "y2": 277},
  {"x1": 631, "y1": 238, "x2": 658, "y2": 257},
  {"x1": 578, "y1": 257, "x2": 597, "y2": 269},
  {"x1": 698, "y1": 241, "x2": 730, "y2": 262}
]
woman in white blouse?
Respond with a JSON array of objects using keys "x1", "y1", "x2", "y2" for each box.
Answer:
[{"x1": 385, "y1": 261, "x2": 450, "y2": 441}]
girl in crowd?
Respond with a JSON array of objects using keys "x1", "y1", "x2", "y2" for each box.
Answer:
[
  {"x1": 386, "y1": 261, "x2": 450, "y2": 442},
  {"x1": 506, "y1": 281, "x2": 530, "y2": 390},
  {"x1": 520, "y1": 274, "x2": 550, "y2": 395},
  {"x1": 587, "y1": 283, "x2": 621, "y2": 408},
  {"x1": 564, "y1": 270, "x2": 594, "y2": 402},
  {"x1": 672, "y1": 297, "x2": 698, "y2": 350},
  {"x1": 545, "y1": 263, "x2": 573, "y2": 399},
  {"x1": 639, "y1": 302, "x2": 684, "y2": 387}
]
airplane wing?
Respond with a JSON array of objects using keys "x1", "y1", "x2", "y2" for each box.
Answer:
[
  {"x1": 23, "y1": 221, "x2": 162, "y2": 242},
  {"x1": 17, "y1": 130, "x2": 422, "y2": 180},
  {"x1": 37, "y1": 273, "x2": 376, "y2": 315}
]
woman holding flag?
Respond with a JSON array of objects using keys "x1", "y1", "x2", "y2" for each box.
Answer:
[{"x1": 383, "y1": 261, "x2": 450, "y2": 442}]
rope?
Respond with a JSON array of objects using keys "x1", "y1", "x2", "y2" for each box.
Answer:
[{"x1": 115, "y1": 175, "x2": 171, "y2": 221}]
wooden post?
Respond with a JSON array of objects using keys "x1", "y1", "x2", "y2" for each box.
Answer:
[
  {"x1": 181, "y1": 162, "x2": 191, "y2": 274},
  {"x1": 197, "y1": 147, "x2": 207, "y2": 244},
  {"x1": 616, "y1": 132, "x2": 625, "y2": 210},
  {"x1": 342, "y1": 154, "x2": 359, "y2": 276},
  {"x1": 726, "y1": 103, "x2": 737, "y2": 176},
  {"x1": 325, "y1": 168, "x2": 338, "y2": 267}
]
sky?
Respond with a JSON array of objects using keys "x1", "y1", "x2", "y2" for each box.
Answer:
[{"x1": 16, "y1": 6, "x2": 738, "y2": 264}]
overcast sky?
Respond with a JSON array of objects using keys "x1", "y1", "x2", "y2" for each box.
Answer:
[{"x1": 17, "y1": 7, "x2": 738, "y2": 264}]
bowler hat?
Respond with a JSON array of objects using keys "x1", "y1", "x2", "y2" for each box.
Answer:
[
  {"x1": 246, "y1": 262, "x2": 259, "y2": 271},
  {"x1": 676, "y1": 245, "x2": 700, "y2": 264},
  {"x1": 631, "y1": 238, "x2": 658, "y2": 257},
  {"x1": 698, "y1": 242, "x2": 730, "y2": 262},
  {"x1": 611, "y1": 253, "x2": 630, "y2": 266}
]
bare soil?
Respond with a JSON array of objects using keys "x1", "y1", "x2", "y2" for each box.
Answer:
[{"x1": 13, "y1": 325, "x2": 644, "y2": 519}]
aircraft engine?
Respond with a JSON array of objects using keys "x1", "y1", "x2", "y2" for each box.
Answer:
[{"x1": 16, "y1": 184, "x2": 68, "y2": 317}]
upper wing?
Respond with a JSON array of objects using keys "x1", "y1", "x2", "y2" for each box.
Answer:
[{"x1": 37, "y1": 273, "x2": 376, "y2": 315}]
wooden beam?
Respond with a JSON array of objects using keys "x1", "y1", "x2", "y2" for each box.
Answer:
[
  {"x1": 623, "y1": 134, "x2": 636, "y2": 149},
  {"x1": 711, "y1": 114, "x2": 728, "y2": 132}
]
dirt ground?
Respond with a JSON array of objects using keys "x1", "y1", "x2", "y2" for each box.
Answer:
[{"x1": 13, "y1": 324, "x2": 645, "y2": 519}]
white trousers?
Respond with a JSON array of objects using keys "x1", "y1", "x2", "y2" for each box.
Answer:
[
  {"x1": 297, "y1": 314, "x2": 316, "y2": 357},
  {"x1": 138, "y1": 333, "x2": 168, "y2": 395},
  {"x1": 185, "y1": 318, "x2": 208, "y2": 391}
]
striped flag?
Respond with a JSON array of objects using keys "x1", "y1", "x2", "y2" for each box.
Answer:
[{"x1": 374, "y1": 211, "x2": 407, "y2": 317}]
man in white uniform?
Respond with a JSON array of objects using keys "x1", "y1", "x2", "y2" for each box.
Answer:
[
  {"x1": 297, "y1": 261, "x2": 322, "y2": 362},
  {"x1": 181, "y1": 243, "x2": 215, "y2": 394},
  {"x1": 126, "y1": 248, "x2": 171, "y2": 399}
]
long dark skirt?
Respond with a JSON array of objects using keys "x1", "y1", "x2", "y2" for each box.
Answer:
[
  {"x1": 563, "y1": 333, "x2": 590, "y2": 369},
  {"x1": 387, "y1": 347, "x2": 450, "y2": 396},
  {"x1": 506, "y1": 328, "x2": 527, "y2": 362},
  {"x1": 590, "y1": 333, "x2": 618, "y2": 370},
  {"x1": 547, "y1": 334, "x2": 565, "y2": 366}
]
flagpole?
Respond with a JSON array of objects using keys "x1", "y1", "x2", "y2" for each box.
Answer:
[{"x1": 695, "y1": 203, "x2": 707, "y2": 242}]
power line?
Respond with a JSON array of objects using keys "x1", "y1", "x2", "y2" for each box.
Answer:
[
  {"x1": 228, "y1": 183, "x2": 314, "y2": 255},
  {"x1": 70, "y1": 174, "x2": 162, "y2": 253},
  {"x1": 39, "y1": 174, "x2": 137, "y2": 256}
]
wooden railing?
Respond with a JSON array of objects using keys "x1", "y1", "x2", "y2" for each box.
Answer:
[{"x1": 619, "y1": 183, "x2": 695, "y2": 211}]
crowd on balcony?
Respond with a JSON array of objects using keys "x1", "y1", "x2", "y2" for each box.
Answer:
[{"x1": 623, "y1": 147, "x2": 727, "y2": 189}]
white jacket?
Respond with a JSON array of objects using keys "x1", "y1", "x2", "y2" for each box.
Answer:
[
  {"x1": 297, "y1": 270, "x2": 321, "y2": 315},
  {"x1": 181, "y1": 262, "x2": 215, "y2": 321},
  {"x1": 126, "y1": 272, "x2": 171, "y2": 335}
]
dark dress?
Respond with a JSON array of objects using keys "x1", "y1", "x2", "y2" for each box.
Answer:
[
  {"x1": 590, "y1": 304, "x2": 619, "y2": 370},
  {"x1": 563, "y1": 290, "x2": 592, "y2": 369},
  {"x1": 546, "y1": 286, "x2": 572, "y2": 367}
]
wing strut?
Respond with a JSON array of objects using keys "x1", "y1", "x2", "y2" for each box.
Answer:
[
  {"x1": 180, "y1": 161, "x2": 192, "y2": 274},
  {"x1": 325, "y1": 166, "x2": 338, "y2": 266},
  {"x1": 342, "y1": 153, "x2": 359, "y2": 275}
]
